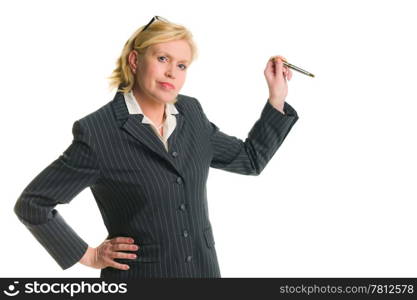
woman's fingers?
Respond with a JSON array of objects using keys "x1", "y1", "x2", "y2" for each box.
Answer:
[
  {"x1": 283, "y1": 66, "x2": 292, "y2": 80},
  {"x1": 109, "y1": 236, "x2": 139, "y2": 252},
  {"x1": 87, "y1": 237, "x2": 139, "y2": 270},
  {"x1": 270, "y1": 55, "x2": 287, "y2": 62},
  {"x1": 109, "y1": 237, "x2": 135, "y2": 245},
  {"x1": 275, "y1": 57, "x2": 283, "y2": 76},
  {"x1": 109, "y1": 261, "x2": 131, "y2": 270},
  {"x1": 287, "y1": 69, "x2": 293, "y2": 80},
  {"x1": 111, "y1": 242, "x2": 139, "y2": 252},
  {"x1": 107, "y1": 248, "x2": 137, "y2": 271},
  {"x1": 270, "y1": 55, "x2": 289, "y2": 79},
  {"x1": 271, "y1": 55, "x2": 288, "y2": 69},
  {"x1": 111, "y1": 251, "x2": 137, "y2": 260},
  {"x1": 107, "y1": 236, "x2": 140, "y2": 270}
]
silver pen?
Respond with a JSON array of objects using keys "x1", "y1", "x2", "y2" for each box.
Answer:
[
  {"x1": 283, "y1": 61, "x2": 315, "y2": 78},
  {"x1": 272, "y1": 56, "x2": 315, "y2": 78}
]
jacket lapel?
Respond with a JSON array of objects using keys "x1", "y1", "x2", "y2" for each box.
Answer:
[{"x1": 111, "y1": 90, "x2": 185, "y2": 175}]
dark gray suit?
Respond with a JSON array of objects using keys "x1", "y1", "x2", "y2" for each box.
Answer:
[{"x1": 14, "y1": 90, "x2": 298, "y2": 278}]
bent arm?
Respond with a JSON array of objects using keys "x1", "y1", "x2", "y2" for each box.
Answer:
[
  {"x1": 194, "y1": 98, "x2": 299, "y2": 175},
  {"x1": 14, "y1": 120, "x2": 100, "y2": 270}
]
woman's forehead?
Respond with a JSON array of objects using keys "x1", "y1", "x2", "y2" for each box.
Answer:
[{"x1": 150, "y1": 42, "x2": 191, "y2": 62}]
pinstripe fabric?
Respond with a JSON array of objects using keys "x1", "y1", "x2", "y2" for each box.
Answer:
[{"x1": 14, "y1": 90, "x2": 298, "y2": 278}]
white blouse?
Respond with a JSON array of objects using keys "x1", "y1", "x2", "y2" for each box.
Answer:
[{"x1": 124, "y1": 90, "x2": 179, "y2": 152}]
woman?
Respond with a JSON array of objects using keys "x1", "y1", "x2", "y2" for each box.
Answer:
[{"x1": 14, "y1": 16, "x2": 298, "y2": 279}]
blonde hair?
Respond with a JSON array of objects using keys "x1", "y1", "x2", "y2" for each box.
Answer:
[{"x1": 107, "y1": 18, "x2": 198, "y2": 94}]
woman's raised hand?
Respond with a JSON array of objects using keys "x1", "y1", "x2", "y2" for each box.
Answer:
[
  {"x1": 264, "y1": 55, "x2": 292, "y2": 113},
  {"x1": 79, "y1": 237, "x2": 139, "y2": 270}
]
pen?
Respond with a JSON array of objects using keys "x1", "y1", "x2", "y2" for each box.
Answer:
[
  {"x1": 272, "y1": 57, "x2": 315, "y2": 78},
  {"x1": 283, "y1": 61, "x2": 315, "y2": 78}
]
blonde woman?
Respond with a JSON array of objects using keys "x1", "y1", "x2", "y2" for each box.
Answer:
[{"x1": 14, "y1": 16, "x2": 298, "y2": 279}]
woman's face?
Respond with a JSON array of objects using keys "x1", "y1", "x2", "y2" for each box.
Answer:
[{"x1": 130, "y1": 39, "x2": 192, "y2": 104}]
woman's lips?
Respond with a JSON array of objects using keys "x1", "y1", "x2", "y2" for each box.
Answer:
[{"x1": 159, "y1": 82, "x2": 175, "y2": 89}]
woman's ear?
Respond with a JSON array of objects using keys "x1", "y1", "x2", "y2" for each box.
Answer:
[{"x1": 128, "y1": 50, "x2": 138, "y2": 74}]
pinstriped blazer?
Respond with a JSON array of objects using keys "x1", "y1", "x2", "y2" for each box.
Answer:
[{"x1": 14, "y1": 90, "x2": 298, "y2": 278}]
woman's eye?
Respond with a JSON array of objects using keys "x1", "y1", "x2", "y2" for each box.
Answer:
[{"x1": 158, "y1": 56, "x2": 187, "y2": 70}]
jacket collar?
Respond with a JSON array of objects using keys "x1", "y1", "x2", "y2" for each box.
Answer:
[
  {"x1": 110, "y1": 89, "x2": 186, "y2": 175},
  {"x1": 111, "y1": 89, "x2": 185, "y2": 121},
  {"x1": 124, "y1": 90, "x2": 179, "y2": 117}
]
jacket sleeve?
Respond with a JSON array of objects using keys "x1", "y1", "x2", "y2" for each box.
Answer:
[
  {"x1": 194, "y1": 98, "x2": 299, "y2": 175},
  {"x1": 14, "y1": 120, "x2": 101, "y2": 270}
]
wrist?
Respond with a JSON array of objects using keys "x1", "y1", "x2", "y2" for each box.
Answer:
[
  {"x1": 268, "y1": 98, "x2": 285, "y2": 114},
  {"x1": 79, "y1": 246, "x2": 96, "y2": 267}
]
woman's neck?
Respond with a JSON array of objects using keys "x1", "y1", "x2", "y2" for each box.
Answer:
[{"x1": 132, "y1": 88, "x2": 166, "y2": 126}]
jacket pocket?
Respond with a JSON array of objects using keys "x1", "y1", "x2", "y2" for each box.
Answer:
[
  {"x1": 203, "y1": 226, "x2": 215, "y2": 249},
  {"x1": 114, "y1": 243, "x2": 161, "y2": 263}
]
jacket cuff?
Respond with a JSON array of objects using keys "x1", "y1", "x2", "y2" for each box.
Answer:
[
  {"x1": 261, "y1": 99, "x2": 299, "y2": 130},
  {"x1": 16, "y1": 209, "x2": 88, "y2": 270}
]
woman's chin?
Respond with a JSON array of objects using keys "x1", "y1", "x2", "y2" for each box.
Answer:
[
  {"x1": 152, "y1": 94, "x2": 177, "y2": 105},
  {"x1": 155, "y1": 90, "x2": 178, "y2": 103}
]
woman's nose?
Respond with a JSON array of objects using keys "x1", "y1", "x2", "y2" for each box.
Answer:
[{"x1": 165, "y1": 66, "x2": 176, "y2": 79}]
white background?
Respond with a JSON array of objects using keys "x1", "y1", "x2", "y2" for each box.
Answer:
[{"x1": 1, "y1": 0, "x2": 416, "y2": 277}]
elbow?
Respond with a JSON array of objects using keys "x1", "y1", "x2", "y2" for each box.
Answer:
[
  {"x1": 14, "y1": 194, "x2": 27, "y2": 222},
  {"x1": 14, "y1": 192, "x2": 56, "y2": 226},
  {"x1": 14, "y1": 192, "x2": 38, "y2": 225},
  {"x1": 14, "y1": 196, "x2": 23, "y2": 218}
]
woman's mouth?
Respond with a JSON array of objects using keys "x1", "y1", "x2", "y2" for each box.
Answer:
[{"x1": 158, "y1": 82, "x2": 175, "y2": 90}]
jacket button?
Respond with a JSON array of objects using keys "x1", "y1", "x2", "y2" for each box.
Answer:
[
  {"x1": 186, "y1": 255, "x2": 192, "y2": 262},
  {"x1": 172, "y1": 151, "x2": 178, "y2": 157},
  {"x1": 179, "y1": 203, "x2": 186, "y2": 211},
  {"x1": 176, "y1": 177, "x2": 182, "y2": 184},
  {"x1": 183, "y1": 230, "x2": 189, "y2": 237}
]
